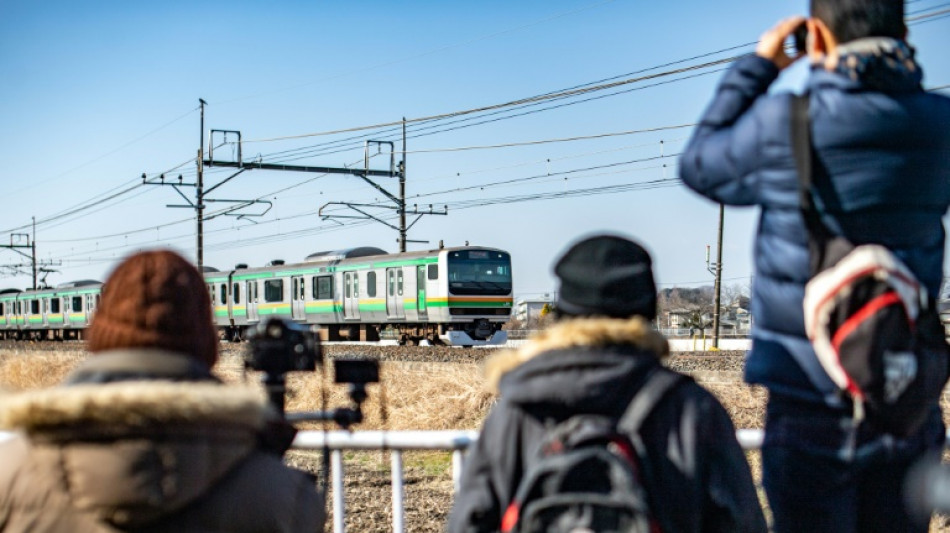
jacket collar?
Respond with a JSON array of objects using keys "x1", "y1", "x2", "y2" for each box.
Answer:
[{"x1": 485, "y1": 316, "x2": 667, "y2": 393}]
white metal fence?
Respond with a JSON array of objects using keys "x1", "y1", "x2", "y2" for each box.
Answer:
[{"x1": 293, "y1": 429, "x2": 765, "y2": 533}]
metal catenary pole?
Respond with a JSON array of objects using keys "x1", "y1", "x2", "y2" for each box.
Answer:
[
  {"x1": 197, "y1": 98, "x2": 206, "y2": 270},
  {"x1": 400, "y1": 118, "x2": 407, "y2": 252}
]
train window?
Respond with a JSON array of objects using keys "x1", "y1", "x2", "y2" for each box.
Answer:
[
  {"x1": 264, "y1": 279, "x2": 284, "y2": 303},
  {"x1": 220, "y1": 283, "x2": 227, "y2": 305},
  {"x1": 31, "y1": 300, "x2": 39, "y2": 315},
  {"x1": 367, "y1": 272, "x2": 377, "y2": 298},
  {"x1": 233, "y1": 283, "x2": 241, "y2": 305},
  {"x1": 299, "y1": 278, "x2": 305, "y2": 300},
  {"x1": 345, "y1": 276, "x2": 351, "y2": 298},
  {"x1": 388, "y1": 270, "x2": 395, "y2": 296},
  {"x1": 0, "y1": 303, "x2": 4, "y2": 315},
  {"x1": 72, "y1": 296, "x2": 82, "y2": 313},
  {"x1": 427, "y1": 264, "x2": 438, "y2": 280},
  {"x1": 354, "y1": 276, "x2": 359, "y2": 298},
  {"x1": 314, "y1": 276, "x2": 333, "y2": 300},
  {"x1": 397, "y1": 270, "x2": 404, "y2": 296},
  {"x1": 292, "y1": 278, "x2": 299, "y2": 301},
  {"x1": 50, "y1": 298, "x2": 60, "y2": 314}
]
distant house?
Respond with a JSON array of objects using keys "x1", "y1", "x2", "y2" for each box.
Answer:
[
  {"x1": 662, "y1": 299, "x2": 752, "y2": 337},
  {"x1": 514, "y1": 295, "x2": 554, "y2": 328},
  {"x1": 664, "y1": 308, "x2": 695, "y2": 330}
]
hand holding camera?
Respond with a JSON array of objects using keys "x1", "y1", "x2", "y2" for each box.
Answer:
[{"x1": 756, "y1": 16, "x2": 808, "y2": 69}]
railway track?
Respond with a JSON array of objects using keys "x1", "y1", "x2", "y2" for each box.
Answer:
[{"x1": 1, "y1": 340, "x2": 747, "y2": 377}]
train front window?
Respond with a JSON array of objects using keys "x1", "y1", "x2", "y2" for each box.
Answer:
[{"x1": 448, "y1": 250, "x2": 512, "y2": 296}]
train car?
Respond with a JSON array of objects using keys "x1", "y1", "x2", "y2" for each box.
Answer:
[
  {"x1": 206, "y1": 245, "x2": 513, "y2": 346},
  {"x1": 0, "y1": 280, "x2": 101, "y2": 340},
  {"x1": 0, "y1": 246, "x2": 512, "y2": 346}
]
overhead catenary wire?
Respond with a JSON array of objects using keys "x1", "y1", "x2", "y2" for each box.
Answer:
[{"x1": 5, "y1": 36, "x2": 751, "y2": 239}]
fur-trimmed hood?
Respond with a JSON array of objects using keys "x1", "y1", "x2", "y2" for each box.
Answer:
[
  {"x1": 0, "y1": 348, "x2": 270, "y2": 435},
  {"x1": 485, "y1": 316, "x2": 667, "y2": 392},
  {"x1": 0, "y1": 380, "x2": 270, "y2": 434},
  {"x1": 484, "y1": 317, "x2": 669, "y2": 416}
]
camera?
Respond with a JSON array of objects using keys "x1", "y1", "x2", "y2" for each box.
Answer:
[
  {"x1": 793, "y1": 23, "x2": 808, "y2": 53},
  {"x1": 246, "y1": 318, "x2": 380, "y2": 428},
  {"x1": 246, "y1": 318, "x2": 321, "y2": 375}
]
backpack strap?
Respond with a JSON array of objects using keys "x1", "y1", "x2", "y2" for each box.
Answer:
[{"x1": 616, "y1": 367, "x2": 685, "y2": 437}]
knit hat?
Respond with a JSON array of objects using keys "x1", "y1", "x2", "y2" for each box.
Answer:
[
  {"x1": 554, "y1": 235, "x2": 657, "y2": 320},
  {"x1": 87, "y1": 250, "x2": 218, "y2": 369}
]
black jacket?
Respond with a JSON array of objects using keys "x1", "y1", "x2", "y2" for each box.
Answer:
[{"x1": 448, "y1": 317, "x2": 766, "y2": 533}]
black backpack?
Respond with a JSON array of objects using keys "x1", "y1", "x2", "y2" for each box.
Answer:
[
  {"x1": 791, "y1": 95, "x2": 950, "y2": 437},
  {"x1": 500, "y1": 369, "x2": 682, "y2": 533}
]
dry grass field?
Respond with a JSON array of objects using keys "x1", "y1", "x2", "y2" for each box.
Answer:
[{"x1": 1, "y1": 341, "x2": 948, "y2": 532}]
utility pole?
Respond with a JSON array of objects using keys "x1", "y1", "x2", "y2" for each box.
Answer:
[
  {"x1": 1, "y1": 221, "x2": 60, "y2": 289},
  {"x1": 399, "y1": 118, "x2": 407, "y2": 252},
  {"x1": 705, "y1": 204, "x2": 725, "y2": 349},
  {"x1": 31, "y1": 216, "x2": 37, "y2": 290},
  {"x1": 197, "y1": 98, "x2": 206, "y2": 270},
  {"x1": 145, "y1": 101, "x2": 272, "y2": 270}
]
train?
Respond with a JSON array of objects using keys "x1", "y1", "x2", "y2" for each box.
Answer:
[{"x1": 0, "y1": 245, "x2": 514, "y2": 346}]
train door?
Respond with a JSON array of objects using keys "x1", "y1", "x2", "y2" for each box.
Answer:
[
  {"x1": 40, "y1": 298, "x2": 49, "y2": 328},
  {"x1": 386, "y1": 268, "x2": 405, "y2": 319},
  {"x1": 70, "y1": 296, "x2": 86, "y2": 327},
  {"x1": 291, "y1": 276, "x2": 306, "y2": 320},
  {"x1": 416, "y1": 266, "x2": 428, "y2": 318},
  {"x1": 218, "y1": 283, "x2": 229, "y2": 325},
  {"x1": 85, "y1": 295, "x2": 95, "y2": 322},
  {"x1": 343, "y1": 272, "x2": 360, "y2": 319},
  {"x1": 246, "y1": 280, "x2": 259, "y2": 322}
]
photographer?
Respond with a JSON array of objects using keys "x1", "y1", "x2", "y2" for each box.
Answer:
[
  {"x1": 0, "y1": 250, "x2": 324, "y2": 532},
  {"x1": 680, "y1": 1, "x2": 950, "y2": 531}
]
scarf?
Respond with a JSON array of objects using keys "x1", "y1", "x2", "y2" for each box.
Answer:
[{"x1": 829, "y1": 37, "x2": 923, "y2": 93}]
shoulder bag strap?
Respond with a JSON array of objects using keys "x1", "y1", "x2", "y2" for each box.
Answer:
[{"x1": 791, "y1": 95, "x2": 854, "y2": 274}]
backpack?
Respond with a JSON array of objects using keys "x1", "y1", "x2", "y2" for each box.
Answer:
[
  {"x1": 791, "y1": 95, "x2": 950, "y2": 437},
  {"x1": 500, "y1": 369, "x2": 682, "y2": 533}
]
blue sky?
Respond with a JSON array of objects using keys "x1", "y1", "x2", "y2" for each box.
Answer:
[{"x1": 1, "y1": 1, "x2": 948, "y2": 300}]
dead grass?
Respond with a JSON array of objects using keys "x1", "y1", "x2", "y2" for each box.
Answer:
[{"x1": 0, "y1": 348, "x2": 86, "y2": 392}]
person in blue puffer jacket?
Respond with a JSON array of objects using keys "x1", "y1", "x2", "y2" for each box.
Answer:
[{"x1": 679, "y1": 1, "x2": 950, "y2": 531}]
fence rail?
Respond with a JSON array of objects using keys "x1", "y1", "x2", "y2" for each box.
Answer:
[{"x1": 291, "y1": 429, "x2": 765, "y2": 533}]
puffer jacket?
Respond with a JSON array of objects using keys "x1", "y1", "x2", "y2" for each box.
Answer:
[
  {"x1": 0, "y1": 349, "x2": 324, "y2": 532},
  {"x1": 679, "y1": 50, "x2": 950, "y2": 403},
  {"x1": 447, "y1": 317, "x2": 766, "y2": 533}
]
